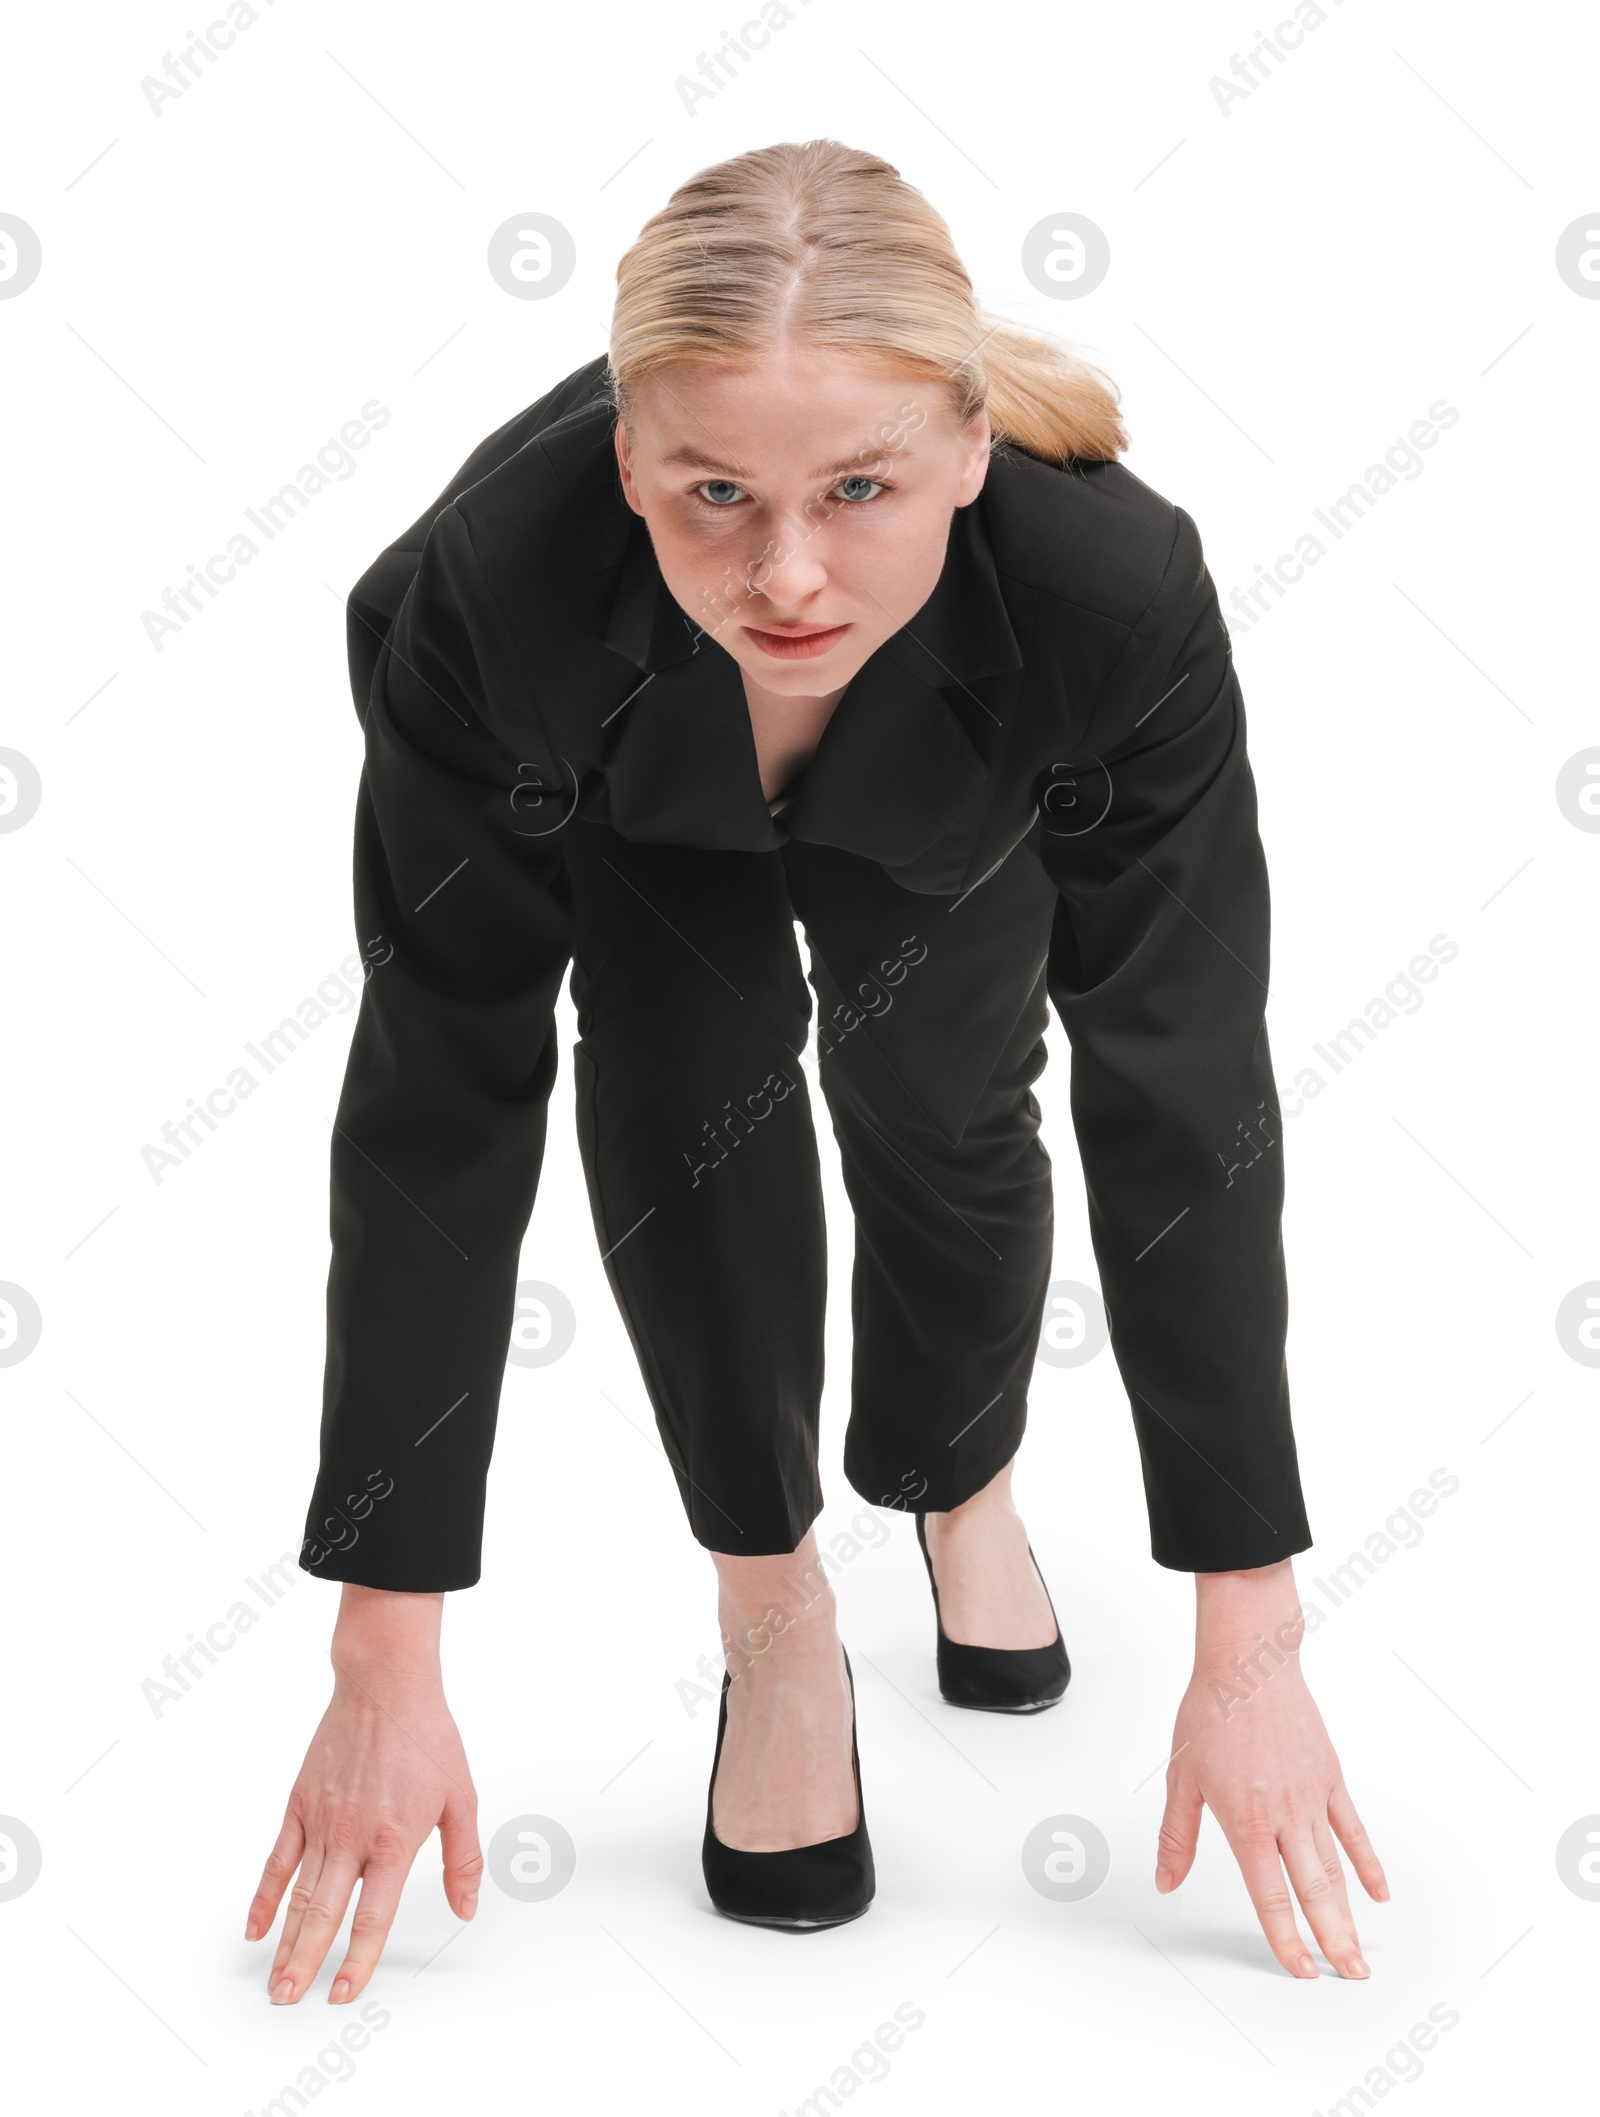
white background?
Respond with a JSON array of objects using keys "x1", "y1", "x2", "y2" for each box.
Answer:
[{"x1": 2, "y1": 1, "x2": 1596, "y2": 2110}]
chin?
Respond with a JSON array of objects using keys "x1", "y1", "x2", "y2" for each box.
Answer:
[{"x1": 750, "y1": 651, "x2": 863, "y2": 692}]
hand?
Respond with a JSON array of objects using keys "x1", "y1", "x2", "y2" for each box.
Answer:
[
  {"x1": 1155, "y1": 1560, "x2": 1388, "y2": 1979},
  {"x1": 244, "y1": 1584, "x2": 482, "y2": 2004}
]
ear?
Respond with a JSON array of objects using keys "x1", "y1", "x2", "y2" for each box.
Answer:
[
  {"x1": 955, "y1": 404, "x2": 992, "y2": 506},
  {"x1": 613, "y1": 419, "x2": 644, "y2": 515}
]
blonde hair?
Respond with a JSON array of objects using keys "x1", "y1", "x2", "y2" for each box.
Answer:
[{"x1": 608, "y1": 139, "x2": 1128, "y2": 466}]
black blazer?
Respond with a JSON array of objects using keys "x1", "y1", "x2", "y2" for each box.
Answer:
[{"x1": 307, "y1": 352, "x2": 1310, "y2": 1580}]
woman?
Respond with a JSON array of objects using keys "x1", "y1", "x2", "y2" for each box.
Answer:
[{"x1": 247, "y1": 139, "x2": 1387, "y2": 1999}]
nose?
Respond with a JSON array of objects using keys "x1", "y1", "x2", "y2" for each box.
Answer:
[{"x1": 744, "y1": 525, "x2": 829, "y2": 609}]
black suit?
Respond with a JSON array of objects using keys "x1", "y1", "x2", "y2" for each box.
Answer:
[{"x1": 300, "y1": 353, "x2": 1311, "y2": 1590}]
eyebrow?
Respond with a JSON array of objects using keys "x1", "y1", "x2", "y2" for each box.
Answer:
[{"x1": 659, "y1": 443, "x2": 908, "y2": 482}]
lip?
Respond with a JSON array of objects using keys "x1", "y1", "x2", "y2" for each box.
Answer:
[{"x1": 743, "y1": 621, "x2": 852, "y2": 661}]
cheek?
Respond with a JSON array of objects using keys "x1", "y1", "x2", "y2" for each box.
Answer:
[
  {"x1": 659, "y1": 503, "x2": 783, "y2": 582},
  {"x1": 848, "y1": 504, "x2": 951, "y2": 615},
  {"x1": 646, "y1": 522, "x2": 741, "y2": 614}
]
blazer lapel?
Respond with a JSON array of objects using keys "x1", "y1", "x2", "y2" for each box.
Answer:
[
  {"x1": 593, "y1": 511, "x2": 781, "y2": 853},
  {"x1": 783, "y1": 495, "x2": 1025, "y2": 883},
  {"x1": 593, "y1": 491, "x2": 1026, "y2": 885}
]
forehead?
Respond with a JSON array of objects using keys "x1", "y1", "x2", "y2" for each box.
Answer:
[{"x1": 626, "y1": 353, "x2": 950, "y2": 475}]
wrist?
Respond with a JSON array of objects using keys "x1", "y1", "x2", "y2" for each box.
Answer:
[
  {"x1": 331, "y1": 1582, "x2": 445, "y2": 1684},
  {"x1": 1192, "y1": 1559, "x2": 1305, "y2": 1662}
]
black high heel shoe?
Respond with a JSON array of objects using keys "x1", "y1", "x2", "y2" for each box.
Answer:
[
  {"x1": 914, "y1": 1511, "x2": 1071, "y2": 1714},
  {"x1": 701, "y1": 1649, "x2": 875, "y2": 1930}
]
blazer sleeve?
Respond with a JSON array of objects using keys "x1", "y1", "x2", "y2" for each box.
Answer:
[
  {"x1": 1036, "y1": 505, "x2": 1311, "y2": 1573},
  {"x1": 300, "y1": 499, "x2": 575, "y2": 1592}
]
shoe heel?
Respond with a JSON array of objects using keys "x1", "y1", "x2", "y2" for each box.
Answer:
[{"x1": 915, "y1": 1511, "x2": 1071, "y2": 1715}]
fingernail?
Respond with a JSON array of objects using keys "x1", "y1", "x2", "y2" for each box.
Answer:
[
  {"x1": 330, "y1": 1978, "x2": 351, "y2": 2003},
  {"x1": 1154, "y1": 1869, "x2": 1170, "y2": 1893},
  {"x1": 1295, "y1": 1954, "x2": 1319, "y2": 1979},
  {"x1": 244, "y1": 1921, "x2": 259, "y2": 1941},
  {"x1": 271, "y1": 1978, "x2": 295, "y2": 2005},
  {"x1": 462, "y1": 1893, "x2": 478, "y2": 1918},
  {"x1": 1345, "y1": 1953, "x2": 1370, "y2": 1978}
]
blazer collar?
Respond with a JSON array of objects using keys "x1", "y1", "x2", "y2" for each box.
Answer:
[{"x1": 594, "y1": 493, "x2": 1025, "y2": 885}]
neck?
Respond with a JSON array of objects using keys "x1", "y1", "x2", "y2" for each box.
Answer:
[
  {"x1": 740, "y1": 669, "x2": 849, "y2": 718},
  {"x1": 740, "y1": 668, "x2": 852, "y2": 806}
]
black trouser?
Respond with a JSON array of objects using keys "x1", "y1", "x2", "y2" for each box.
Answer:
[{"x1": 561, "y1": 817, "x2": 1059, "y2": 1555}]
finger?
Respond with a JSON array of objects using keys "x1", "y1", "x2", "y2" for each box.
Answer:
[
  {"x1": 1328, "y1": 1777, "x2": 1389, "y2": 1902},
  {"x1": 1155, "y1": 1772, "x2": 1203, "y2": 1893},
  {"x1": 274, "y1": 1851, "x2": 361, "y2": 2005},
  {"x1": 328, "y1": 1855, "x2": 411, "y2": 2005},
  {"x1": 439, "y1": 1788, "x2": 484, "y2": 1920},
  {"x1": 1281, "y1": 1819, "x2": 1367, "y2": 1980},
  {"x1": 268, "y1": 1838, "x2": 326, "y2": 1995},
  {"x1": 1222, "y1": 1818, "x2": 1318, "y2": 1978},
  {"x1": 1314, "y1": 1813, "x2": 1370, "y2": 1975},
  {"x1": 245, "y1": 1808, "x2": 306, "y2": 1941}
]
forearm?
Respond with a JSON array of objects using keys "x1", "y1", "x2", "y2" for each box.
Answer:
[
  {"x1": 1047, "y1": 817, "x2": 1309, "y2": 1567},
  {"x1": 1079, "y1": 1083, "x2": 1306, "y2": 1572}
]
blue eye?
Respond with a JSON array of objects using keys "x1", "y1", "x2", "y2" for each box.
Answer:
[
  {"x1": 834, "y1": 475, "x2": 885, "y2": 503},
  {"x1": 695, "y1": 479, "x2": 744, "y2": 506}
]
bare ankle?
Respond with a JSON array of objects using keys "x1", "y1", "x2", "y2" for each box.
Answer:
[
  {"x1": 713, "y1": 1533, "x2": 843, "y2": 1665},
  {"x1": 722, "y1": 1591, "x2": 838, "y2": 1677},
  {"x1": 925, "y1": 1458, "x2": 1021, "y2": 1536},
  {"x1": 926, "y1": 1493, "x2": 1024, "y2": 1554}
]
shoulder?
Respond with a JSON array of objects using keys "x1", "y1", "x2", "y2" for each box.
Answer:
[
  {"x1": 344, "y1": 354, "x2": 621, "y2": 712},
  {"x1": 980, "y1": 440, "x2": 1197, "y2": 634},
  {"x1": 981, "y1": 444, "x2": 1235, "y2": 767},
  {"x1": 380, "y1": 352, "x2": 614, "y2": 562},
  {"x1": 352, "y1": 350, "x2": 619, "y2": 611},
  {"x1": 452, "y1": 353, "x2": 630, "y2": 597}
]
